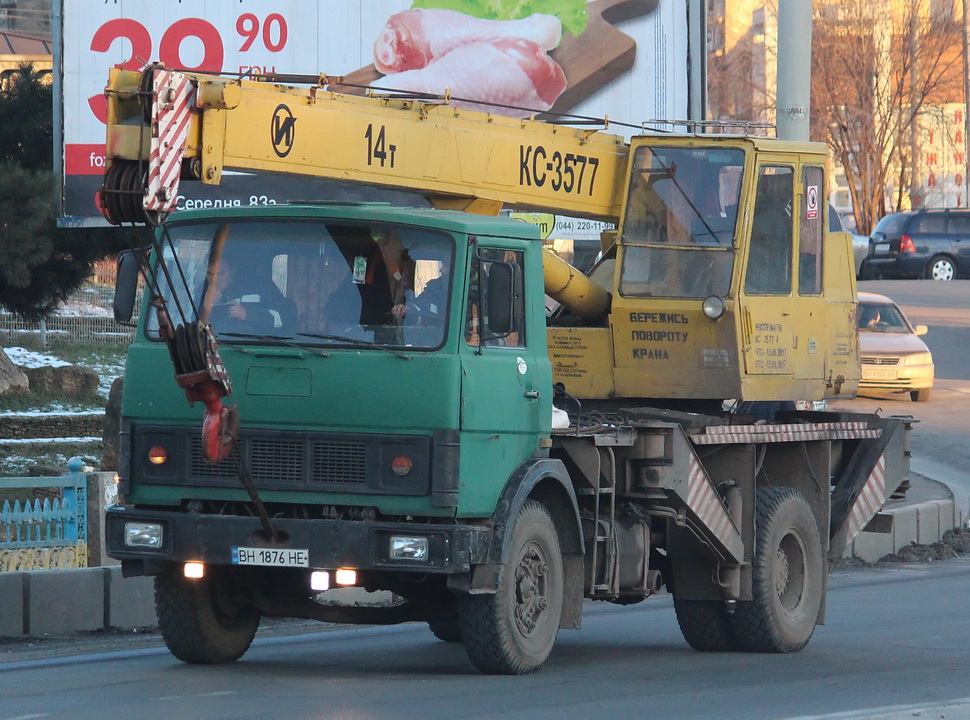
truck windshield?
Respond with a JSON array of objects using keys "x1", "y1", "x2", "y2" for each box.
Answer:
[
  {"x1": 146, "y1": 219, "x2": 454, "y2": 349},
  {"x1": 619, "y1": 146, "x2": 744, "y2": 298}
]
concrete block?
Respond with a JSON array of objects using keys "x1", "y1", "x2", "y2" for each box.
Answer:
[
  {"x1": 0, "y1": 573, "x2": 24, "y2": 636},
  {"x1": 916, "y1": 502, "x2": 942, "y2": 545},
  {"x1": 104, "y1": 567, "x2": 157, "y2": 629},
  {"x1": 850, "y1": 529, "x2": 895, "y2": 563},
  {"x1": 889, "y1": 506, "x2": 918, "y2": 553},
  {"x1": 928, "y1": 499, "x2": 958, "y2": 535},
  {"x1": 26, "y1": 568, "x2": 104, "y2": 634}
]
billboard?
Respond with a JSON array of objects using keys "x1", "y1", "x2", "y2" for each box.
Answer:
[{"x1": 55, "y1": 0, "x2": 690, "y2": 226}]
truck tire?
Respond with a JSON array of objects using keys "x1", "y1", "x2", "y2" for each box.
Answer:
[
  {"x1": 457, "y1": 500, "x2": 564, "y2": 674},
  {"x1": 155, "y1": 563, "x2": 260, "y2": 664},
  {"x1": 730, "y1": 487, "x2": 824, "y2": 653},
  {"x1": 674, "y1": 600, "x2": 741, "y2": 651},
  {"x1": 427, "y1": 618, "x2": 463, "y2": 643}
]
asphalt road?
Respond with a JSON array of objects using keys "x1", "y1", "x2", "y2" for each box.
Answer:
[
  {"x1": 840, "y1": 279, "x2": 970, "y2": 508},
  {"x1": 2, "y1": 559, "x2": 970, "y2": 720}
]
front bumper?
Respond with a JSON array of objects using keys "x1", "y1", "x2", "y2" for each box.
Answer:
[
  {"x1": 859, "y1": 364, "x2": 934, "y2": 391},
  {"x1": 106, "y1": 506, "x2": 489, "y2": 576}
]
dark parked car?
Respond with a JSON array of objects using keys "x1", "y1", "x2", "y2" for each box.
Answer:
[{"x1": 863, "y1": 208, "x2": 970, "y2": 280}]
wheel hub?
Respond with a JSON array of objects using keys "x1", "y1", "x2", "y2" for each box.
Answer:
[
  {"x1": 513, "y1": 544, "x2": 548, "y2": 636},
  {"x1": 776, "y1": 532, "x2": 806, "y2": 612}
]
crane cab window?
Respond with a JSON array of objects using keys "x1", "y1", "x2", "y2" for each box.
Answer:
[
  {"x1": 745, "y1": 166, "x2": 794, "y2": 295},
  {"x1": 619, "y1": 145, "x2": 742, "y2": 299},
  {"x1": 798, "y1": 166, "x2": 824, "y2": 295}
]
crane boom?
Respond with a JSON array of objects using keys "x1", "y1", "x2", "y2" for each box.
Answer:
[{"x1": 101, "y1": 67, "x2": 629, "y2": 225}]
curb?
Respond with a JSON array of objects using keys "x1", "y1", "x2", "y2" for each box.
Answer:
[
  {"x1": 844, "y1": 497, "x2": 966, "y2": 563},
  {"x1": 0, "y1": 566, "x2": 156, "y2": 637}
]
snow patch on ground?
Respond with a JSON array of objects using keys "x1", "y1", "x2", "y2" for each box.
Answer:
[
  {"x1": 55, "y1": 300, "x2": 112, "y2": 317},
  {"x1": 0, "y1": 409, "x2": 103, "y2": 417},
  {"x1": 0, "y1": 437, "x2": 102, "y2": 444},
  {"x1": 4, "y1": 347, "x2": 72, "y2": 369}
]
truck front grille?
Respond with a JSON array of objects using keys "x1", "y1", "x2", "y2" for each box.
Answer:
[
  {"x1": 252, "y1": 438, "x2": 304, "y2": 483},
  {"x1": 312, "y1": 442, "x2": 367, "y2": 484},
  {"x1": 166, "y1": 429, "x2": 426, "y2": 495},
  {"x1": 189, "y1": 436, "x2": 369, "y2": 485}
]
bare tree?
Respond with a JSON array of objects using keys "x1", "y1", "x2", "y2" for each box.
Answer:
[{"x1": 811, "y1": 1, "x2": 962, "y2": 235}]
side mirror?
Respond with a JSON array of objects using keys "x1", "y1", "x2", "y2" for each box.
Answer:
[
  {"x1": 485, "y1": 261, "x2": 522, "y2": 337},
  {"x1": 914, "y1": 324, "x2": 928, "y2": 336},
  {"x1": 113, "y1": 249, "x2": 142, "y2": 325}
]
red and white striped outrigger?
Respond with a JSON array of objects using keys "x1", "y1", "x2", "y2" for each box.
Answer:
[{"x1": 680, "y1": 418, "x2": 912, "y2": 563}]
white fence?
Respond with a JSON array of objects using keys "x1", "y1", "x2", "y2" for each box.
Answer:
[{"x1": 0, "y1": 285, "x2": 136, "y2": 346}]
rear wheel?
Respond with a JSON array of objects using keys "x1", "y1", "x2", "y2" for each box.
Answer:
[
  {"x1": 926, "y1": 255, "x2": 956, "y2": 281},
  {"x1": 674, "y1": 599, "x2": 741, "y2": 651},
  {"x1": 155, "y1": 563, "x2": 260, "y2": 663},
  {"x1": 911, "y1": 388, "x2": 932, "y2": 402},
  {"x1": 730, "y1": 487, "x2": 824, "y2": 653},
  {"x1": 457, "y1": 500, "x2": 564, "y2": 675}
]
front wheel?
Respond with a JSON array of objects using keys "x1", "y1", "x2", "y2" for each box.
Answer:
[
  {"x1": 457, "y1": 500, "x2": 564, "y2": 675},
  {"x1": 155, "y1": 563, "x2": 260, "y2": 664},
  {"x1": 911, "y1": 388, "x2": 932, "y2": 402},
  {"x1": 730, "y1": 487, "x2": 824, "y2": 653},
  {"x1": 926, "y1": 255, "x2": 956, "y2": 281}
]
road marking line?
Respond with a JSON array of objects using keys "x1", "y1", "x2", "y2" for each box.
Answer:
[{"x1": 155, "y1": 691, "x2": 236, "y2": 701}]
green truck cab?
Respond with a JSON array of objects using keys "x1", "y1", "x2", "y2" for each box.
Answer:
[{"x1": 108, "y1": 203, "x2": 580, "y2": 673}]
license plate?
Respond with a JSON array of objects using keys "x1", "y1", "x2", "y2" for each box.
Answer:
[
  {"x1": 875, "y1": 242, "x2": 890, "y2": 253},
  {"x1": 232, "y1": 546, "x2": 309, "y2": 568},
  {"x1": 863, "y1": 367, "x2": 897, "y2": 380}
]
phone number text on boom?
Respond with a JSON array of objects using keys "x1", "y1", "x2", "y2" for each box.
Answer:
[{"x1": 519, "y1": 145, "x2": 600, "y2": 196}]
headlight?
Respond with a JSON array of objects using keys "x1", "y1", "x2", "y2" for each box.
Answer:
[
  {"x1": 903, "y1": 352, "x2": 932, "y2": 366},
  {"x1": 389, "y1": 536, "x2": 429, "y2": 561},
  {"x1": 702, "y1": 296, "x2": 725, "y2": 320},
  {"x1": 125, "y1": 521, "x2": 163, "y2": 548}
]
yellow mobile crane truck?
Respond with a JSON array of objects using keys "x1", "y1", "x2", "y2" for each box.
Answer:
[{"x1": 102, "y1": 66, "x2": 911, "y2": 675}]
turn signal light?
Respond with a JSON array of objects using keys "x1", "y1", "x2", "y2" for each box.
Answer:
[
  {"x1": 148, "y1": 445, "x2": 169, "y2": 465},
  {"x1": 184, "y1": 561, "x2": 205, "y2": 579},
  {"x1": 391, "y1": 456, "x2": 413, "y2": 476},
  {"x1": 335, "y1": 568, "x2": 357, "y2": 586},
  {"x1": 900, "y1": 235, "x2": 915, "y2": 254}
]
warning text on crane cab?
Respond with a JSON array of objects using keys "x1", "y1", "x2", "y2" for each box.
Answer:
[{"x1": 628, "y1": 311, "x2": 689, "y2": 360}]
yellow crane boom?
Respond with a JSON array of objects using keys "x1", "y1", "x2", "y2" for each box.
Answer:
[{"x1": 101, "y1": 67, "x2": 629, "y2": 224}]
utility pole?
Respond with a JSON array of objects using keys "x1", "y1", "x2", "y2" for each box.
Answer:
[
  {"x1": 688, "y1": 0, "x2": 707, "y2": 123},
  {"x1": 957, "y1": 0, "x2": 970, "y2": 207},
  {"x1": 776, "y1": 0, "x2": 813, "y2": 141}
]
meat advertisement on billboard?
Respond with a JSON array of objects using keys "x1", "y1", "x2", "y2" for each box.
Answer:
[{"x1": 56, "y1": 0, "x2": 689, "y2": 226}]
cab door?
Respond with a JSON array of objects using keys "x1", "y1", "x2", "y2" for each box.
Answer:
[
  {"x1": 791, "y1": 165, "x2": 827, "y2": 385},
  {"x1": 458, "y1": 240, "x2": 550, "y2": 515},
  {"x1": 740, "y1": 163, "x2": 797, "y2": 391}
]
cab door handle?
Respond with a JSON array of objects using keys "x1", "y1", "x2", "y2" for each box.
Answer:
[{"x1": 524, "y1": 390, "x2": 540, "y2": 399}]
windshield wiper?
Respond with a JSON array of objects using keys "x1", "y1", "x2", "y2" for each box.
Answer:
[
  {"x1": 296, "y1": 332, "x2": 412, "y2": 360},
  {"x1": 219, "y1": 332, "x2": 330, "y2": 358}
]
